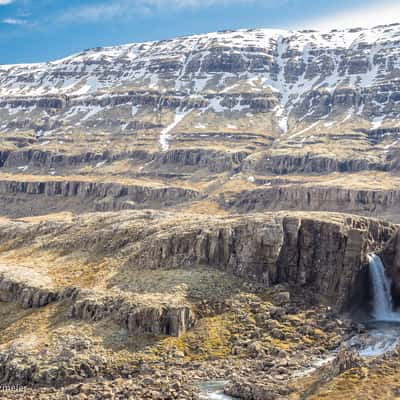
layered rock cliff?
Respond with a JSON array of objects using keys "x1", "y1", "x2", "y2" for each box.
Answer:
[
  {"x1": 219, "y1": 185, "x2": 400, "y2": 220},
  {"x1": 0, "y1": 177, "x2": 199, "y2": 216},
  {"x1": 124, "y1": 212, "x2": 395, "y2": 309},
  {"x1": 0, "y1": 210, "x2": 394, "y2": 310},
  {"x1": 0, "y1": 24, "x2": 399, "y2": 173},
  {"x1": 382, "y1": 230, "x2": 400, "y2": 298},
  {"x1": 0, "y1": 265, "x2": 58, "y2": 308},
  {"x1": 70, "y1": 291, "x2": 195, "y2": 337}
]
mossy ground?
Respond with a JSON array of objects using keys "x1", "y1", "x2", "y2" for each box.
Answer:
[{"x1": 309, "y1": 361, "x2": 400, "y2": 400}]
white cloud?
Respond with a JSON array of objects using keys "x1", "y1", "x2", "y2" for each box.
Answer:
[
  {"x1": 2, "y1": 18, "x2": 26, "y2": 25},
  {"x1": 62, "y1": 3, "x2": 124, "y2": 21},
  {"x1": 296, "y1": 1, "x2": 400, "y2": 31},
  {"x1": 0, "y1": 0, "x2": 15, "y2": 5},
  {"x1": 58, "y1": 0, "x2": 283, "y2": 22}
]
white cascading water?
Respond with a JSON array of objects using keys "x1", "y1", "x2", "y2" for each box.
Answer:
[
  {"x1": 323, "y1": 254, "x2": 400, "y2": 359},
  {"x1": 368, "y1": 254, "x2": 399, "y2": 321}
]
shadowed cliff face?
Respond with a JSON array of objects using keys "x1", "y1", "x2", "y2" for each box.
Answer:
[
  {"x1": 218, "y1": 185, "x2": 400, "y2": 223},
  {"x1": 128, "y1": 213, "x2": 396, "y2": 310},
  {"x1": 0, "y1": 211, "x2": 395, "y2": 311},
  {"x1": 0, "y1": 177, "x2": 200, "y2": 217},
  {"x1": 382, "y1": 230, "x2": 400, "y2": 302}
]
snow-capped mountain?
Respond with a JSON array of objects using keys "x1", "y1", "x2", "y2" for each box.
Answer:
[{"x1": 0, "y1": 24, "x2": 399, "y2": 157}]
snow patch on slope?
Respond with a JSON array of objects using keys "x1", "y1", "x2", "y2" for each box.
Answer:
[{"x1": 159, "y1": 110, "x2": 189, "y2": 151}]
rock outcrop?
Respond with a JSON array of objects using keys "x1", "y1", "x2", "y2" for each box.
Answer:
[
  {"x1": 153, "y1": 148, "x2": 250, "y2": 173},
  {"x1": 0, "y1": 178, "x2": 200, "y2": 216},
  {"x1": 0, "y1": 211, "x2": 394, "y2": 311},
  {"x1": 2, "y1": 148, "x2": 152, "y2": 169},
  {"x1": 0, "y1": 265, "x2": 58, "y2": 308},
  {"x1": 242, "y1": 151, "x2": 389, "y2": 174},
  {"x1": 225, "y1": 345, "x2": 365, "y2": 400},
  {"x1": 69, "y1": 291, "x2": 195, "y2": 337},
  {"x1": 382, "y1": 230, "x2": 400, "y2": 298},
  {"x1": 125, "y1": 212, "x2": 395, "y2": 309},
  {"x1": 218, "y1": 186, "x2": 400, "y2": 221},
  {"x1": 0, "y1": 337, "x2": 110, "y2": 387}
]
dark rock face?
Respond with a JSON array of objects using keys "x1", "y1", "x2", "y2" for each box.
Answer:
[
  {"x1": 0, "y1": 211, "x2": 393, "y2": 312},
  {"x1": 70, "y1": 293, "x2": 195, "y2": 337},
  {"x1": 0, "y1": 146, "x2": 251, "y2": 173},
  {"x1": 0, "y1": 179, "x2": 200, "y2": 216},
  {"x1": 154, "y1": 148, "x2": 250, "y2": 172},
  {"x1": 0, "y1": 96, "x2": 67, "y2": 110},
  {"x1": 2, "y1": 149, "x2": 152, "y2": 169},
  {"x1": 382, "y1": 230, "x2": 400, "y2": 298},
  {"x1": 128, "y1": 213, "x2": 396, "y2": 309},
  {"x1": 0, "y1": 273, "x2": 58, "y2": 308},
  {"x1": 218, "y1": 185, "x2": 400, "y2": 217},
  {"x1": 242, "y1": 152, "x2": 390, "y2": 174},
  {"x1": 0, "y1": 151, "x2": 11, "y2": 167}
]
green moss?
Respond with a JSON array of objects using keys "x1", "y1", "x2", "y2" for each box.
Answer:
[{"x1": 156, "y1": 314, "x2": 234, "y2": 361}]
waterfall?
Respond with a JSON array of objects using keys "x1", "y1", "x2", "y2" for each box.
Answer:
[{"x1": 368, "y1": 254, "x2": 399, "y2": 321}]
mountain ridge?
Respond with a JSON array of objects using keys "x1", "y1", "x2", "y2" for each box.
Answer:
[
  {"x1": 1, "y1": 23, "x2": 399, "y2": 140},
  {"x1": 0, "y1": 22, "x2": 399, "y2": 220}
]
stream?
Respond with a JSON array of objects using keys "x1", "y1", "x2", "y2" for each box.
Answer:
[{"x1": 199, "y1": 380, "x2": 236, "y2": 400}]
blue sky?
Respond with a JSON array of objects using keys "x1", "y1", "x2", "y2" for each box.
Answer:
[{"x1": 0, "y1": 0, "x2": 399, "y2": 64}]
